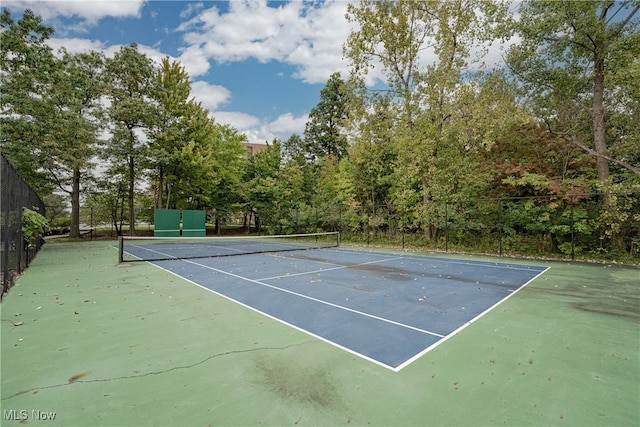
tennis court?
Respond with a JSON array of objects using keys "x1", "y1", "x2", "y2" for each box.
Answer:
[
  {"x1": 2, "y1": 240, "x2": 638, "y2": 426},
  {"x1": 119, "y1": 234, "x2": 548, "y2": 371}
]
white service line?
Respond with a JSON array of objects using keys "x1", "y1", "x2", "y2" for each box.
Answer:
[
  {"x1": 257, "y1": 255, "x2": 405, "y2": 281},
  {"x1": 182, "y1": 257, "x2": 446, "y2": 339}
]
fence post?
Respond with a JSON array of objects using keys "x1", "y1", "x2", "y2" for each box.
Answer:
[
  {"x1": 445, "y1": 202, "x2": 449, "y2": 252},
  {"x1": 366, "y1": 210, "x2": 370, "y2": 246},
  {"x1": 401, "y1": 207, "x2": 405, "y2": 249},
  {"x1": 498, "y1": 199, "x2": 503, "y2": 256},
  {"x1": 570, "y1": 196, "x2": 575, "y2": 261}
]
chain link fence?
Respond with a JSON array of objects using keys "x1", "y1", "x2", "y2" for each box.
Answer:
[
  {"x1": 1, "y1": 153, "x2": 46, "y2": 297},
  {"x1": 253, "y1": 192, "x2": 640, "y2": 262},
  {"x1": 42, "y1": 191, "x2": 639, "y2": 263}
]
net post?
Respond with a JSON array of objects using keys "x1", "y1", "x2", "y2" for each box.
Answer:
[{"x1": 118, "y1": 236, "x2": 124, "y2": 263}]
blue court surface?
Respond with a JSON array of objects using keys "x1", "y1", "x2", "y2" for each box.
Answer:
[{"x1": 136, "y1": 247, "x2": 548, "y2": 371}]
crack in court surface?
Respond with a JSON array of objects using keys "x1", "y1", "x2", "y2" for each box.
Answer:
[{"x1": 1, "y1": 341, "x2": 316, "y2": 401}]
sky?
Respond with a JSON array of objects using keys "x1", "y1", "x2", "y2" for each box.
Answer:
[
  {"x1": 2, "y1": 0, "x2": 374, "y2": 145},
  {"x1": 2, "y1": 1, "x2": 521, "y2": 145}
]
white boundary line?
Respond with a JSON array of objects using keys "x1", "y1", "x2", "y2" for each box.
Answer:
[
  {"x1": 123, "y1": 244, "x2": 549, "y2": 372},
  {"x1": 257, "y1": 255, "x2": 404, "y2": 281},
  {"x1": 316, "y1": 247, "x2": 547, "y2": 272},
  {"x1": 143, "y1": 260, "x2": 402, "y2": 371},
  {"x1": 181, "y1": 257, "x2": 445, "y2": 339},
  {"x1": 394, "y1": 266, "x2": 551, "y2": 371}
]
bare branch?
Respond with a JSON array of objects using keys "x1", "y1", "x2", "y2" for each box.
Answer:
[{"x1": 544, "y1": 119, "x2": 640, "y2": 177}]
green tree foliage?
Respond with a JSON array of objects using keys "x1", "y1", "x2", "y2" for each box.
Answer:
[
  {"x1": 504, "y1": 1, "x2": 640, "y2": 253},
  {"x1": 104, "y1": 44, "x2": 156, "y2": 235},
  {"x1": 0, "y1": 8, "x2": 56, "y2": 194},
  {"x1": 303, "y1": 72, "x2": 350, "y2": 161},
  {"x1": 245, "y1": 140, "x2": 308, "y2": 233},
  {"x1": 147, "y1": 58, "x2": 248, "y2": 216},
  {"x1": 2, "y1": 7, "x2": 637, "y2": 260},
  {"x1": 45, "y1": 50, "x2": 106, "y2": 238},
  {"x1": 205, "y1": 123, "x2": 249, "y2": 231},
  {"x1": 89, "y1": 174, "x2": 129, "y2": 235},
  {"x1": 148, "y1": 57, "x2": 193, "y2": 209},
  {"x1": 340, "y1": 94, "x2": 396, "y2": 209},
  {"x1": 22, "y1": 207, "x2": 49, "y2": 247},
  {"x1": 178, "y1": 121, "x2": 248, "y2": 213},
  {"x1": 245, "y1": 140, "x2": 283, "y2": 231},
  {"x1": 1, "y1": 9, "x2": 106, "y2": 237},
  {"x1": 344, "y1": 0, "x2": 511, "y2": 239},
  {"x1": 312, "y1": 155, "x2": 343, "y2": 231},
  {"x1": 505, "y1": 1, "x2": 640, "y2": 184}
]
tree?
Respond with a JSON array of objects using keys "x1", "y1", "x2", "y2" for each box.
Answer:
[
  {"x1": 312, "y1": 155, "x2": 343, "y2": 231},
  {"x1": 147, "y1": 58, "x2": 248, "y2": 214},
  {"x1": 44, "y1": 50, "x2": 106, "y2": 238},
  {"x1": 477, "y1": 122, "x2": 594, "y2": 199},
  {"x1": 1, "y1": 9, "x2": 106, "y2": 237},
  {"x1": 166, "y1": 118, "x2": 247, "y2": 211},
  {"x1": 344, "y1": 0, "x2": 509, "y2": 239},
  {"x1": 203, "y1": 123, "x2": 248, "y2": 230},
  {"x1": 505, "y1": 1, "x2": 640, "y2": 186},
  {"x1": 0, "y1": 8, "x2": 56, "y2": 194},
  {"x1": 341, "y1": 93, "x2": 396, "y2": 209},
  {"x1": 89, "y1": 173, "x2": 129, "y2": 236},
  {"x1": 303, "y1": 72, "x2": 350, "y2": 161},
  {"x1": 244, "y1": 139, "x2": 309, "y2": 233},
  {"x1": 104, "y1": 44, "x2": 156, "y2": 235},
  {"x1": 148, "y1": 57, "x2": 193, "y2": 209},
  {"x1": 245, "y1": 140, "x2": 284, "y2": 232},
  {"x1": 282, "y1": 133, "x2": 307, "y2": 163}
]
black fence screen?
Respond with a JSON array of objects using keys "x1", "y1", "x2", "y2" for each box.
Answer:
[
  {"x1": 248, "y1": 192, "x2": 639, "y2": 262},
  {"x1": 1, "y1": 153, "x2": 46, "y2": 298}
]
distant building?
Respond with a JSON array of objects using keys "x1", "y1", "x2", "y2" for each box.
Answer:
[{"x1": 241, "y1": 142, "x2": 267, "y2": 159}]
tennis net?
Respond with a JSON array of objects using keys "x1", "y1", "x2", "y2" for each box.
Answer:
[{"x1": 118, "y1": 231, "x2": 340, "y2": 263}]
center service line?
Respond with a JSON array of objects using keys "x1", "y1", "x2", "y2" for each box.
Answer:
[{"x1": 182, "y1": 258, "x2": 445, "y2": 339}]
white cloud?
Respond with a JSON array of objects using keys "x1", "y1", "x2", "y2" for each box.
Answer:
[
  {"x1": 210, "y1": 111, "x2": 307, "y2": 145},
  {"x1": 178, "y1": 0, "x2": 354, "y2": 85},
  {"x1": 190, "y1": 81, "x2": 231, "y2": 111},
  {"x1": 179, "y1": 2, "x2": 204, "y2": 20},
  {"x1": 268, "y1": 113, "x2": 308, "y2": 134},
  {"x1": 47, "y1": 37, "x2": 107, "y2": 55},
  {"x1": 47, "y1": 38, "x2": 170, "y2": 66},
  {"x1": 176, "y1": 45, "x2": 211, "y2": 78},
  {"x1": 212, "y1": 111, "x2": 268, "y2": 144},
  {"x1": 286, "y1": 1, "x2": 355, "y2": 84},
  {"x1": 49, "y1": 38, "x2": 211, "y2": 82},
  {"x1": 3, "y1": 0, "x2": 144, "y2": 27},
  {"x1": 213, "y1": 111, "x2": 261, "y2": 132},
  {"x1": 133, "y1": 44, "x2": 172, "y2": 66}
]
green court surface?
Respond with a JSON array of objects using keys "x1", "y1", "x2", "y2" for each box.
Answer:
[{"x1": 1, "y1": 241, "x2": 638, "y2": 426}]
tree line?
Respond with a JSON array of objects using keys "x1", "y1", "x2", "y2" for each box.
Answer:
[
  {"x1": 1, "y1": 8, "x2": 248, "y2": 237},
  {"x1": 1, "y1": 2, "x2": 638, "y2": 259}
]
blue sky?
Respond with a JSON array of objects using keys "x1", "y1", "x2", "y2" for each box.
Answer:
[{"x1": 2, "y1": 1, "x2": 366, "y2": 144}]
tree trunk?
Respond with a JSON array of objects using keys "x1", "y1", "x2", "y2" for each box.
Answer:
[
  {"x1": 128, "y1": 154, "x2": 136, "y2": 236},
  {"x1": 156, "y1": 166, "x2": 164, "y2": 209},
  {"x1": 69, "y1": 168, "x2": 81, "y2": 238},
  {"x1": 418, "y1": 169, "x2": 434, "y2": 240},
  {"x1": 592, "y1": 52, "x2": 609, "y2": 201}
]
